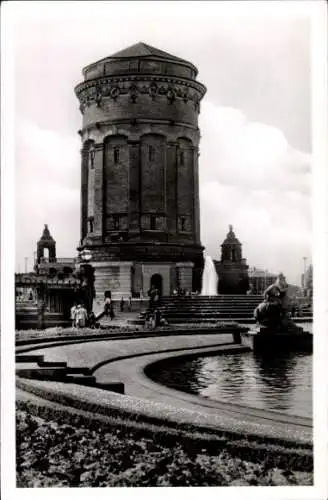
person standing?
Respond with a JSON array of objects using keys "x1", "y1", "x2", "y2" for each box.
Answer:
[
  {"x1": 110, "y1": 300, "x2": 115, "y2": 321},
  {"x1": 104, "y1": 292, "x2": 112, "y2": 316},
  {"x1": 70, "y1": 302, "x2": 77, "y2": 328},
  {"x1": 75, "y1": 304, "x2": 88, "y2": 328}
]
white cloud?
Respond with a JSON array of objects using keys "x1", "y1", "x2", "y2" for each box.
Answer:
[
  {"x1": 199, "y1": 101, "x2": 311, "y2": 283},
  {"x1": 15, "y1": 121, "x2": 80, "y2": 271}
]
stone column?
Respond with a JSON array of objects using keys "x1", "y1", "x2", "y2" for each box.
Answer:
[
  {"x1": 166, "y1": 141, "x2": 178, "y2": 236},
  {"x1": 81, "y1": 148, "x2": 89, "y2": 244},
  {"x1": 93, "y1": 143, "x2": 104, "y2": 237},
  {"x1": 128, "y1": 140, "x2": 141, "y2": 234},
  {"x1": 92, "y1": 261, "x2": 134, "y2": 315},
  {"x1": 192, "y1": 146, "x2": 200, "y2": 243}
]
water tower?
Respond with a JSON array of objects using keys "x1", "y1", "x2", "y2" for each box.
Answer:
[{"x1": 75, "y1": 42, "x2": 207, "y2": 299}]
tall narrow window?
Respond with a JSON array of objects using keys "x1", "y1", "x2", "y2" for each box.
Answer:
[
  {"x1": 89, "y1": 145, "x2": 95, "y2": 169},
  {"x1": 148, "y1": 145, "x2": 155, "y2": 162},
  {"x1": 150, "y1": 215, "x2": 157, "y2": 231},
  {"x1": 181, "y1": 217, "x2": 186, "y2": 232},
  {"x1": 114, "y1": 147, "x2": 120, "y2": 164},
  {"x1": 113, "y1": 215, "x2": 120, "y2": 230},
  {"x1": 179, "y1": 151, "x2": 184, "y2": 166},
  {"x1": 88, "y1": 217, "x2": 94, "y2": 233}
]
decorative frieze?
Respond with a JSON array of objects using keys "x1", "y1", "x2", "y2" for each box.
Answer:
[{"x1": 76, "y1": 75, "x2": 204, "y2": 114}]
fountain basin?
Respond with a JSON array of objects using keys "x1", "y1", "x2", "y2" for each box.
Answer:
[{"x1": 239, "y1": 328, "x2": 312, "y2": 353}]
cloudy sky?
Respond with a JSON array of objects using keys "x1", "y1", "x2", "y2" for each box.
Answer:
[{"x1": 10, "y1": 1, "x2": 315, "y2": 284}]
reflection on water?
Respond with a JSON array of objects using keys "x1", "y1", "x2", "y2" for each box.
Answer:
[{"x1": 151, "y1": 324, "x2": 312, "y2": 418}]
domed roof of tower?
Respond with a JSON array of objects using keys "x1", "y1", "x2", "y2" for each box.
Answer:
[
  {"x1": 108, "y1": 42, "x2": 191, "y2": 64},
  {"x1": 38, "y1": 224, "x2": 55, "y2": 242},
  {"x1": 221, "y1": 225, "x2": 241, "y2": 246}
]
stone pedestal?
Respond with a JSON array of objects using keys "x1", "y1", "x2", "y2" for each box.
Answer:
[
  {"x1": 92, "y1": 261, "x2": 133, "y2": 315},
  {"x1": 141, "y1": 263, "x2": 172, "y2": 296},
  {"x1": 176, "y1": 262, "x2": 194, "y2": 292}
]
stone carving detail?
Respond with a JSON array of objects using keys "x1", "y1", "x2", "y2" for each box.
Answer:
[
  {"x1": 77, "y1": 77, "x2": 204, "y2": 113},
  {"x1": 149, "y1": 82, "x2": 158, "y2": 100},
  {"x1": 110, "y1": 86, "x2": 120, "y2": 99},
  {"x1": 167, "y1": 87, "x2": 176, "y2": 104},
  {"x1": 129, "y1": 84, "x2": 138, "y2": 103}
]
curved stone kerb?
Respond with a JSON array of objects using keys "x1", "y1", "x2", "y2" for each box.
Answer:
[{"x1": 93, "y1": 345, "x2": 312, "y2": 443}]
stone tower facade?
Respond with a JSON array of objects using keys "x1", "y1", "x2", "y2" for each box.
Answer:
[
  {"x1": 75, "y1": 42, "x2": 206, "y2": 300},
  {"x1": 37, "y1": 225, "x2": 56, "y2": 264},
  {"x1": 215, "y1": 226, "x2": 249, "y2": 294}
]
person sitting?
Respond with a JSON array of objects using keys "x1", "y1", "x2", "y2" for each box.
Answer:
[
  {"x1": 88, "y1": 311, "x2": 96, "y2": 329},
  {"x1": 154, "y1": 309, "x2": 161, "y2": 328},
  {"x1": 144, "y1": 311, "x2": 153, "y2": 329}
]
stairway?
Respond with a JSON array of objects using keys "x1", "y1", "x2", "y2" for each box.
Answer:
[
  {"x1": 16, "y1": 354, "x2": 124, "y2": 394},
  {"x1": 131, "y1": 295, "x2": 263, "y2": 326}
]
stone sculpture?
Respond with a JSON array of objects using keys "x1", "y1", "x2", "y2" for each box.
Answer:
[{"x1": 254, "y1": 273, "x2": 302, "y2": 333}]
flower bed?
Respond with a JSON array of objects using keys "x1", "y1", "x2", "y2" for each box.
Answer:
[
  {"x1": 16, "y1": 405, "x2": 312, "y2": 487},
  {"x1": 15, "y1": 322, "x2": 248, "y2": 344}
]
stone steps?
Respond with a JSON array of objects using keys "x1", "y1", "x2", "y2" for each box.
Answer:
[
  {"x1": 139, "y1": 295, "x2": 312, "y2": 325},
  {"x1": 15, "y1": 355, "x2": 124, "y2": 394}
]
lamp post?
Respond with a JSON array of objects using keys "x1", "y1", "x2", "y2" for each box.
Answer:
[
  {"x1": 303, "y1": 257, "x2": 307, "y2": 295},
  {"x1": 78, "y1": 249, "x2": 94, "y2": 314}
]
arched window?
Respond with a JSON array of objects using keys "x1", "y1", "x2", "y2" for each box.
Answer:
[{"x1": 179, "y1": 151, "x2": 184, "y2": 166}]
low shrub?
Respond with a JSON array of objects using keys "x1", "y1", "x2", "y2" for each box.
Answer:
[{"x1": 16, "y1": 407, "x2": 313, "y2": 487}]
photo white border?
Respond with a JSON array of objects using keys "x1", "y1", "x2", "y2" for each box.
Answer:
[{"x1": 1, "y1": 1, "x2": 327, "y2": 499}]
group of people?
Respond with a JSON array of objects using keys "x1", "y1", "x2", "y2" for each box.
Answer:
[
  {"x1": 172, "y1": 288, "x2": 193, "y2": 297},
  {"x1": 144, "y1": 308, "x2": 168, "y2": 329},
  {"x1": 70, "y1": 303, "x2": 97, "y2": 328}
]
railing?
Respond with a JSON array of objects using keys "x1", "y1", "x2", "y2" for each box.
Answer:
[{"x1": 37, "y1": 258, "x2": 76, "y2": 264}]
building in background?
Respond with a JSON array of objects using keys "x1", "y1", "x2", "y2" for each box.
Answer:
[
  {"x1": 248, "y1": 267, "x2": 277, "y2": 295},
  {"x1": 34, "y1": 224, "x2": 76, "y2": 277},
  {"x1": 214, "y1": 225, "x2": 249, "y2": 294}
]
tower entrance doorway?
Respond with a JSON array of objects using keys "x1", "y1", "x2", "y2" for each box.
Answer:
[{"x1": 150, "y1": 273, "x2": 163, "y2": 297}]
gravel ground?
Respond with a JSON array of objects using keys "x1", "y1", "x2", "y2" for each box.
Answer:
[{"x1": 16, "y1": 408, "x2": 312, "y2": 487}]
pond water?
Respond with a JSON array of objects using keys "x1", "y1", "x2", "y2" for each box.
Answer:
[{"x1": 150, "y1": 323, "x2": 312, "y2": 419}]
